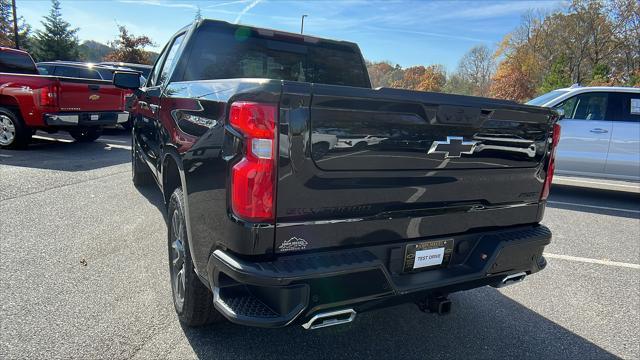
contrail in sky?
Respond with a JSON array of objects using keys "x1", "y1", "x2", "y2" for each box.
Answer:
[{"x1": 234, "y1": 0, "x2": 263, "y2": 24}]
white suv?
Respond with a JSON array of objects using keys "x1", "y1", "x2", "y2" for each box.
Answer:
[{"x1": 527, "y1": 86, "x2": 640, "y2": 182}]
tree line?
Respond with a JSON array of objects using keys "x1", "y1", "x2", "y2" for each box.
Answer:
[
  {"x1": 2, "y1": 0, "x2": 638, "y2": 102},
  {"x1": 1, "y1": 0, "x2": 156, "y2": 64},
  {"x1": 367, "y1": 0, "x2": 639, "y2": 102}
]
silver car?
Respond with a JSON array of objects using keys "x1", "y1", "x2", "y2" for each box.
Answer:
[{"x1": 527, "y1": 86, "x2": 640, "y2": 182}]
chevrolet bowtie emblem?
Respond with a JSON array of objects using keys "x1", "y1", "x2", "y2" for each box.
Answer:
[
  {"x1": 89, "y1": 94, "x2": 100, "y2": 101},
  {"x1": 428, "y1": 136, "x2": 477, "y2": 158}
]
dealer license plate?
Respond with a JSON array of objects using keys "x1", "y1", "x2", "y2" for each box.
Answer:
[{"x1": 403, "y1": 239, "x2": 454, "y2": 272}]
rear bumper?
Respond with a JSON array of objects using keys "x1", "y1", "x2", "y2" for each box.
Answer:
[
  {"x1": 206, "y1": 224, "x2": 551, "y2": 328},
  {"x1": 44, "y1": 112, "x2": 129, "y2": 126}
]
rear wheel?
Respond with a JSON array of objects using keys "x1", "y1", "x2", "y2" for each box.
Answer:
[
  {"x1": 168, "y1": 188, "x2": 224, "y2": 326},
  {"x1": 0, "y1": 107, "x2": 31, "y2": 149},
  {"x1": 69, "y1": 127, "x2": 102, "y2": 142},
  {"x1": 121, "y1": 115, "x2": 133, "y2": 131}
]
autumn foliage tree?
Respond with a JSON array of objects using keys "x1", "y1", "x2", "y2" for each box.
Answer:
[
  {"x1": 367, "y1": 61, "x2": 405, "y2": 88},
  {"x1": 392, "y1": 65, "x2": 446, "y2": 92},
  {"x1": 490, "y1": 58, "x2": 535, "y2": 102},
  {"x1": 104, "y1": 25, "x2": 154, "y2": 64}
]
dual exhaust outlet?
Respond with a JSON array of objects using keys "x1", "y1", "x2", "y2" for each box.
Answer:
[
  {"x1": 301, "y1": 272, "x2": 527, "y2": 330},
  {"x1": 302, "y1": 309, "x2": 356, "y2": 330}
]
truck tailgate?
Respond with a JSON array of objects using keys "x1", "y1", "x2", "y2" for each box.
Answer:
[
  {"x1": 57, "y1": 78, "x2": 124, "y2": 112},
  {"x1": 275, "y1": 83, "x2": 556, "y2": 253}
]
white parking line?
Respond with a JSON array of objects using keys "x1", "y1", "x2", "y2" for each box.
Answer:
[
  {"x1": 547, "y1": 200, "x2": 640, "y2": 214},
  {"x1": 544, "y1": 253, "x2": 640, "y2": 269},
  {"x1": 33, "y1": 135, "x2": 73, "y2": 143}
]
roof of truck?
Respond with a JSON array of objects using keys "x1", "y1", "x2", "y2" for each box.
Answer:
[
  {"x1": 0, "y1": 47, "x2": 30, "y2": 56},
  {"x1": 196, "y1": 19, "x2": 360, "y2": 49}
]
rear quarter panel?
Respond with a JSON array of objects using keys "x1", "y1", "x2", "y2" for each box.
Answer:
[
  {"x1": 0, "y1": 73, "x2": 54, "y2": 126},
  {"x1": 162, "y1": 79, "x2": 282, "y2": 273}
]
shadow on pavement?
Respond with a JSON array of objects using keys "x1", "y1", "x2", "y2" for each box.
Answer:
[
  {"x1": 548, "y1": 184, "x2": 640, "y2": 219},
  {"x1": 180, "y1": 287, "x2": 616, "y2": 359},
  {"x1": 0, "y1": 130, "x2": 131, "y2": 171},
  {"x1": 135, "y1": 181, "x2": 167, "y2": 221}
]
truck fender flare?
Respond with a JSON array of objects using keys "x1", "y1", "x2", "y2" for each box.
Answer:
[{"x1": 161, "y1": 147, "x2": 199, "y2": 274}]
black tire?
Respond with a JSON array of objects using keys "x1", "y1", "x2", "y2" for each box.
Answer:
[
  {"x1": 0, "y1": 107, "x2": 31, "y2": 149},
  {"x1": 168, "y1": 188, "x2": 224, "y2": 327},
  {"x1": 132, "y1": 138, "x2": 153, "y2": 187},
  {"x1": 69, "y1": 127, "x2": 102, "y2": 142},
  {"x1": 121, "y1": 116, "x2": 133, "y2": 131}
]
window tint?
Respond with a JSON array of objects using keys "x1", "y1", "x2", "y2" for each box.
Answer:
[
  {"x1": 53, "y1": 66, "x2": 80, "y2": 78},
  {"x1": 526, "y1": 90, "x2": 569, "y2": 106},
  {"x1": 76, "y1": 67, "x2": 102, "y2": 80},
  {"x1": 96, "y1": 68, "x2": 114, "y2": 80},
  {"x1": 157, "y1": 33, "x2": 185, "y2": 86},
  {"x1": 609, "y1": 92, "x2": 640, "y2": 122},
  {"x1": 53, "y1": 65, "x2": 101, "y2": 79},
  {"x1": 182, "y1": 24, "x2": 369, "y2": 88},
  {"x1": 0, "y1": 51, "x2": 38, "y2": 74},
  {"x1": 555, "y1": 93, "x2": 608, "y2": 120},
  {"x1": 37, "y1": 65, "x2": 52, "y2": 75}
]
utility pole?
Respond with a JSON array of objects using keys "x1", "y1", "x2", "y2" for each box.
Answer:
[
  {"x1": 300, "y1": 14, "x2": 308, "y2": 34},
  {"x1": 11, "y1": 0, "x2": 20, "y2": 49}
]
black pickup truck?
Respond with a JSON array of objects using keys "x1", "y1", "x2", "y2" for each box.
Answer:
[{"x1": 114, "y1": 19, "x2": 559, "y2": 330}]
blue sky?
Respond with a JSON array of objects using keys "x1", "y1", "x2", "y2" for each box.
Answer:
[{"x1": 17, "y1": 0, "x2": 566, "y2": 72}]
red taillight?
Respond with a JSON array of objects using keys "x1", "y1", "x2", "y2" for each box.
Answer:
[
  {"x1": 541, "y1": 123, "x2": 561, "y2": 201},
  {"x1": 229, "y1": 102, "x2": 277, "y2": 222},
  {"x1": 39, "y1": 84, "x2": 58, "y2": 107}
]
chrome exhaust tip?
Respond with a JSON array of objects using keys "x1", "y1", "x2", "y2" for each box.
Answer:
[
  {"x1": 496, "y1": 271, "x2": 527, "y2": 288},
  {"x1": 301, "y1": 309, "x2": 356, "y2": 330}
]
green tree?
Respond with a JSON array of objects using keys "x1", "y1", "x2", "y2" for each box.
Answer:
[
  {"x1": 590, "y1": 63, "x2": 612, "y2": 85},
  {"x1": 32, "y1": 0, "x2": 79, "y2": 61},
  {"x1": 443, "y1": 73, "x2": 474, "y2": 96},
  {"x1": 1, "y1": 0, "x2": 32, "y2": 50},
  {"x1": 539, "y1": 56, "x2": 571, "y2": 93}
]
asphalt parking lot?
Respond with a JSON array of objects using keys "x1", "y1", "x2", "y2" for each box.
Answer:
[{"x1": 1, "y1": 131, "x2": 639, "y2": 360}]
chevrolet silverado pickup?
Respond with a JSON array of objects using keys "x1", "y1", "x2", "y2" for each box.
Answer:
[
  {"x1": 114, "y1": 19, "x2": 559, "y2": 329},
  {"x1": 0, "y1": 47, "x2": 129, "y2": 149}
]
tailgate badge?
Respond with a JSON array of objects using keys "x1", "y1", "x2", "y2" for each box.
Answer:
[
  {"x1": 278, "y1": 237, "x2": 308, "y2": 252},
  {"x1": 89, "y1": 94, "x2": 100, "y2": 101},
  {"x1": 428, "y1": 136, "x2": 477, "y2": 158}
]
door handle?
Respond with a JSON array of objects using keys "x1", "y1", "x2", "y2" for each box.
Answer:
[{"x1": 590, "y1": 128, "x2": 608, "y2": 134}]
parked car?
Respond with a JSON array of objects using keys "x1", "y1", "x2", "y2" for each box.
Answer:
[
  {"x1": 114, "y1": 19, "x2": 558, "y2": 329},
  {"x1": 98, "y1": 61, "x2": 152, "y2": 78},
  {"x1": 0, "y1": 47, "x2": 129, "y2": 149},
  {"x1": 334, "y1": 134, "x2": 388, "y2": 149},
  {"x1": 527, "y1": 86, "x2": 640, "y2": 181},
  {"x1": 37, "y1": 61, "x2": 122, "y2": 80}
]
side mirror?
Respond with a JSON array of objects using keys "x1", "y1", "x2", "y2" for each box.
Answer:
[
  {"x1": 555, "y1": 107, "x2": 565, "y2": 120},
  {"x1": 113, "y1": 71, "x2": 141, "y2": 90}
]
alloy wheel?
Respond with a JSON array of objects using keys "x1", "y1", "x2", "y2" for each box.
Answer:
[
  {"x1": 170, "y1": 209, "x2": 186, "y2": 311},
  {"x1": 0, "y1": 115, "x2": 16, "y2": 146}
]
